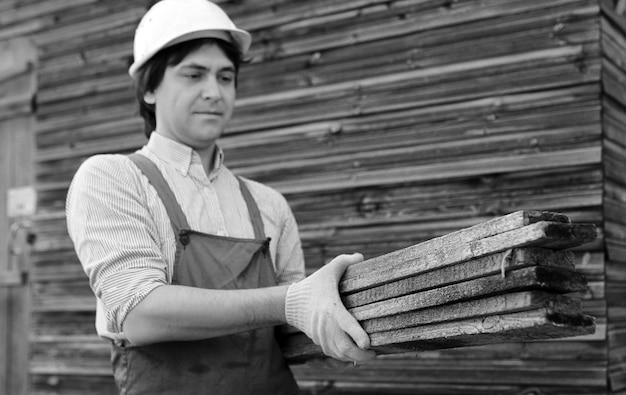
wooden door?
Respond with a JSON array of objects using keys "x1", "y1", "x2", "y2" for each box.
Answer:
[{"x1": 0, "y1": 37, "x2": 38, "y2": 395}]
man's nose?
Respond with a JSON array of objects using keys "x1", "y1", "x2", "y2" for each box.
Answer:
[{"x1": 201, "y1": 75, "x2": 221, "y2": 100}]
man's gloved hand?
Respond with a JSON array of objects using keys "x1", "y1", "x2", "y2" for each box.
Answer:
[{"x1": 285, "y1": 253, "x2": 377, "y2": 362}]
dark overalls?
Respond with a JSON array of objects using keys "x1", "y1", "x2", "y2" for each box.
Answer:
[{"x1": 110, "y1": 153, "x2": 299, "y2": 394}]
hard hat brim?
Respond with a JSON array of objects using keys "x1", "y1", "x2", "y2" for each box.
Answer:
[{"x1": 128, "y1": 28, "x2": 251, "y2": 79}]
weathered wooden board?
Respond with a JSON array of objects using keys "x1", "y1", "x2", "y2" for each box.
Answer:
[
  {"x1": 600, "y1": 4, "x2": 626, "y2": 389},
  {"x1": 360, "y1": 291, "x2": 581, "y2": 334},
  {"x1": 341, "y1": 213, "x2": 596, "y2": 293},
  {"x1": 290, "y1": 357, "x2": 607, "y2": 389},
  {"x1": 373, "y1": 308, "x2": 596, "y2": 350},
  {"x1": 0, "y1": 37, "x2": 37, "y2": 395},
  {"x1": 281, "y1": 306, "x2": 596, "y2": 362},
  {"x1": 349, "y1": 264, "x2": 589, "y2": 321},
  {"x1": 343, "y1": 247, "x2": 575, "y2": 308}
]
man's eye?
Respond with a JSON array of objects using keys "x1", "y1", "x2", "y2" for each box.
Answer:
[
  {"x1": 185, "y1": 73, "x2": 202, "y2": 80},
  {"x1": 219, "y1": 74, "x2": 235, "y2": 83}
]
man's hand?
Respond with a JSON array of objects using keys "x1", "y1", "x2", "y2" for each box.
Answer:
[{"x1": 284, "y1": 253, "x2": 376, "y2": 362}]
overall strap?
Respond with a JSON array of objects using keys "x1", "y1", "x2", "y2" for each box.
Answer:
[
  {"x1": 127, "y1": 153, "x2": 190, "y2": 232},
  {"x1": 237, "y1": 177, "x2": 266, "y2": 240}
]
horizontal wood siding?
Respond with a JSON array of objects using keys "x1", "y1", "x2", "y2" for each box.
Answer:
[
  {"x1": 600, "y1": 1, "x2": 626, "y2": 392},
  {"x1": 0, "y1": 37, "x2": 37, "y2": 395},
  {"x1": 0, "y1": 0, "x2": 620, "y2": 393}
]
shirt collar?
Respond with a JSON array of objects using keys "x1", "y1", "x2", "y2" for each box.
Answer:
[{"x1": 145, "y1": 132, "x2": 225, "y2": 178}]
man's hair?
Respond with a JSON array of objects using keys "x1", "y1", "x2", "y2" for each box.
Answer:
[{"x1": 133, "y1": 37, "x2": 246, "y2": 137}]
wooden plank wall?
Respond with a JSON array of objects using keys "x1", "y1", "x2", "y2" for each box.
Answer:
[
  {"x1": 0, "y1": 0, "x2": 622, "y2": 393},
  {"x1": 600, "y1": 1, "x2": 626, "y2": 392},
  {"x1": 0, "y1": 37, "x2": 37, "y2": 395}
]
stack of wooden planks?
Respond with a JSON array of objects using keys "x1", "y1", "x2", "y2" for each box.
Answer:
[{"x1": 281, "y1": 211, "x2": 597, "y2": 362}]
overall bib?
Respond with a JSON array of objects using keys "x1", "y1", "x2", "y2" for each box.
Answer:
[{"x1": 111, "y1": 153, "x2": 299, "y2": 395}]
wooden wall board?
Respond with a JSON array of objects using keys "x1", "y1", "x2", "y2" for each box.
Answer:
[
  {"x1": 290, "y1": 166, "x2": 604, "y2": 227},
  {"x1": 31, "y1": 279, "x2": 95, "y2": 313},
  {"x1": 602, "y1": 3, "x2": 626, "y2": 393},
  {"x1": 31, "y1": 311, "x2": 97, "y2": 337},
  {"x1": 236, "y1": 4, "x2": 600, "y2": 96},
  {"x1": 33, "y1": 86, "x2": 603, "y2": 185},
  {"x1": 605, "y1": 141, "x2": 626, "y2": 186},
  {"x1": 0, "y1": 37, "x2": 37, "y2": 395},
  {"x1": 604, "y1": 100, "x2": 626, "y2": 149},
  {"x1": 290, "y1": 358, "x2": 607, "y2": 387},
  {"x1": 605, "y1": 180, "x2": 626, "y2": 219},
  {"x1": 30, "y1": 375, "x2": 118, "y2": 395},
  {"x1": 603, "y1": 59, "x2": 626, "y2": 106},
  {"x1": 30, "y1": 337, "x2": 110, "y2": 374},
  {"x1": 268, "y1": 147, "x2": 602, "y2": 195},
  {"x1": 223, "y1": 96, "x2": 602, "y2": 168},
  {"x1": 607, "y1": 239, "x2": 626, "y2": 263},
  {"x1": 601, "y1": 16, "x2": 626, "y2": 67},
  {"x1": 296, "y1": 383, "x2": 606, "y2": 395},
  {"x1": 35, "y1": 123, "x2": 601, "y2": 182},
  {"x1": 234, "y1": 126, "x2": 601, "y2": 182},
  {"x1": 407, "y1": 339, "x2": 607, "y2": 361},
  {"x1": 0, "y1": 110, "x2": 12, "y2": 395},
  {"x1": 239, "y1": 0, "x2": 599, "y2": 57},
  {"x1": 229, "y1": 49, "x2": 602, "y2": 133},
  {"x1": 0, "y1": 0, "x2": 99, "y2": 27},
  {"x1": 31, "y1": 3, "x2": 144, "y2": 48}
]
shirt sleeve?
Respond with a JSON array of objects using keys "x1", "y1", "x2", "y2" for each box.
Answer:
[
  {"x1": 66, "y1": 155, "x2": 168, "y2": 335},
  {"x1": 274, "y1": 194, "x2": 306, "y2": 285}
]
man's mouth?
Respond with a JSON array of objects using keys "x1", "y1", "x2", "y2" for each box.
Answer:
[{"x1": 194, "y1": 111, "x2": 222, "y2": 117}]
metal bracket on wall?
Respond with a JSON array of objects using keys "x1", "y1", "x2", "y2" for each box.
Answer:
[{"x1": 0, "y1": 221, "x2": 35, "y2": 286}]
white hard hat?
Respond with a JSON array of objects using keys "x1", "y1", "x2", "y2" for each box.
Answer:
[{"x1": 128, "y1": 0, "x2": 251, "y2": 79}]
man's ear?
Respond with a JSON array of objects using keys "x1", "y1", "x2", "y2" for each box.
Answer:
[{"x1": 144, "y1": 90, "x2": 156, "y2": 104}]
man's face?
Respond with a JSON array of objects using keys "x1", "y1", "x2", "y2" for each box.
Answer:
[{"x1": 145, "y1": 42, "x2": 236, "y2": 150}]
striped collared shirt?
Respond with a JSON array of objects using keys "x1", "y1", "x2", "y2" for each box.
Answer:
[{"x1": 66, "y1": 132, "x2": 305, "y2": 341}]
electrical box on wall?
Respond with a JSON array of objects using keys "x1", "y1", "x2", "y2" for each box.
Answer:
[{"x1": 7, "y1": 186, "x2": 37, "y2": 217}]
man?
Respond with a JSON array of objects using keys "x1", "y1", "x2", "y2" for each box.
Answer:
[{"x1": 65, "y1": 0, "x2": 376, "y2": 394}]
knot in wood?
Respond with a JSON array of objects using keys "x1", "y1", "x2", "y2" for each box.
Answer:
[
  {"x1": 357, "y1": 195, "x2": 381, "y2": 216},
  {"x1": 329, "y1": 123, "x2": 342, "y2": 135},
  {"x1": 307, "y1": 52, "x2": 322, "y2": 66}
]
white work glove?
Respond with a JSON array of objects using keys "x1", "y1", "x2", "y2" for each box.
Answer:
[{"x1": 285, "y1": 253, "x2": 376, "y2": 362}]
